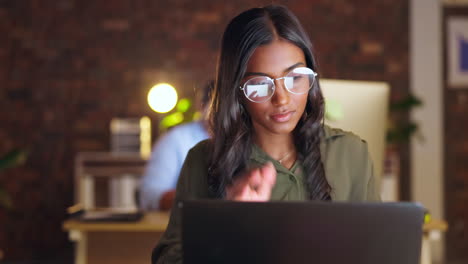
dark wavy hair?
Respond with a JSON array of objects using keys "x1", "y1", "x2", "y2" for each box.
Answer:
[{"x1": 207, "y1": 5, "x2": 331, "y2": 200}]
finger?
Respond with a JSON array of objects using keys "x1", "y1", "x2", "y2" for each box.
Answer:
[
  {"x1": 227, "y1": 168, "x2": 260, "y2": 200},
  {"x1": 247, "y1": 169, "x2": 263, "y2": 191},
  {"x1": 226, "y1": 182, "x2": 249, "y2": 200},
  {"x1": 233, "y1": 183, "x2": 252, "y2": 200},
  {"x1": 260, "y1": 162, "x2": 277, "y2": 187},
  {"x1": 229, "y1": 170, "x2": 254, "y2": 194},
  {"x1": 256, "y1": 179, "x2": 273, "y2": 200},
  {"x1": 255, "y1": 163, "x2": 277, "y2": 200}
]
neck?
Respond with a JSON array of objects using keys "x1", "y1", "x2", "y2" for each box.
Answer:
[{"x1": 253, "y1": 133, "x2": 296, "y2": 161}]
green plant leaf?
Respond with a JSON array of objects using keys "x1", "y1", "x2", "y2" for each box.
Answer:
[
  {"x1": 386, "y1": 122, "x2": 419, "y2": 143},
  {"x1": 177, "y1": 98, "x2": 192, "y2": 113},
  {"x1": 390, "y1": 94, "x2": 423, "y2": 112},
  {"x1": 159, "y1": 112, "x2": 185, "y2": 130},
  {"x1": 0, "y1": 149, "x2": 28, "y2": 171}
]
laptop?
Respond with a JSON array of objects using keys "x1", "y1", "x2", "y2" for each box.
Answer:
[{"x1": 180, "y1": 200, "x2": 424, "y2": 264}]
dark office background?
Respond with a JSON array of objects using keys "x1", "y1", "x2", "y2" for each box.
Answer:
[{"x1": 1, "y1": 0, "x2": 464, "y2": 263}]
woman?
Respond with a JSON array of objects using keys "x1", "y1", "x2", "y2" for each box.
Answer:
[{"x1": 152, "y1": 5, "x2": 380, "y2": 263}]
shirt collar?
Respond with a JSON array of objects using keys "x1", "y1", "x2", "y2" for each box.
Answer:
[
  {"x1": 322, "y1": 124, "x2": 346, "y2": 140},
  {"x1": 250, "y1": 144, "x2": 296, "y2": 174},
  {"x1": 249, "y1": 125, "x2": 344, "y2": 172}
]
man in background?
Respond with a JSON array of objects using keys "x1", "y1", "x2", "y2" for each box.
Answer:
[{"x1": 139, "y1": 81, "x2": 212, "y2": 210}]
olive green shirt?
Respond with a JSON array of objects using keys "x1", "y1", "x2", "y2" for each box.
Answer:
[{"x1": 151, "y1": 126, "x2": 380, "y2": 264}]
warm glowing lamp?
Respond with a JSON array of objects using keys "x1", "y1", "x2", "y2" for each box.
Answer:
[{"x1": 147, "y1": 83, "x2": 178, "y2": 113}]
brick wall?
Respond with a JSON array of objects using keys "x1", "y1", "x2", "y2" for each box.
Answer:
[
  {"x1": 0, "y1": 0, "x2": 409, "y2": 261},
  {"x1": 444, "y1": 6, "x2": 468, "y2": 263}
]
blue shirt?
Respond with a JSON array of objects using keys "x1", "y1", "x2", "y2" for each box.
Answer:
[{"x1": 139, "y1": 121, "x2": 210, "y2": 210}]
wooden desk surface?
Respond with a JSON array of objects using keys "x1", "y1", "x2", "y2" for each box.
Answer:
[
  {"x1": 63, "y1": 211, "x2": 447, "y2": 233},
  {"x1": 63, "y1": 212, "x2": 169, "y2": 232},
  {"x1": 423, "y1": 219, "x2": 448, "y2": 232}
]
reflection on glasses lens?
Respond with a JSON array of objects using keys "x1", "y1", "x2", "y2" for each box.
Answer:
[
  {"x1": 245, "y1": 79, "x2": 274, "y2": 103},
  {"x1": 242, "y1": 67, "x2": 316, "y2": 103},
  {"x1": 285, "y1": 67, "x2": 315, "y2": 94}
]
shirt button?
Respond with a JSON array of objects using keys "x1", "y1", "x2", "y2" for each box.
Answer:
[{"x1": 289, "y1": 175, "x2": 296, "y2": 182}]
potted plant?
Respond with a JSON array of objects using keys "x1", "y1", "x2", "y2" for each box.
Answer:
[
  {"x1": 0, "y1": 148, "x2": 27, "y2": 261},
  {"x1": 386, "y1": 94, "x2": 423, "y2": 144}
]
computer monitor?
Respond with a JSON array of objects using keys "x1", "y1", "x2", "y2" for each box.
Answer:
[{"x1": 320, "y1": 79, "x2": 390, "y2": 189}]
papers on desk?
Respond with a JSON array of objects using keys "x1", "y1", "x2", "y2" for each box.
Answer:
[
  {"x1": 79, "y1": 210, "x2": 143, "y2": 222},
  {"x1": 69, "y1": 206, "x2": 143, "y2": 222}
]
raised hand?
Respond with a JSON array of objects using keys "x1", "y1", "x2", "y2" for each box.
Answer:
[{"x1": 226, "y1": 162, "x2": 276, "y2": 201}]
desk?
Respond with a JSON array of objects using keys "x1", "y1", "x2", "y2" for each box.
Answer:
[
  {"x1": 63, "y1": 212, "x2": 169, "y2": 264},
  {"x1": 421, "y1": 219, "x2": 448, "y2": 264},
  {"x1": 63, "y1": 213, "x2": 447, "y2": 264}
]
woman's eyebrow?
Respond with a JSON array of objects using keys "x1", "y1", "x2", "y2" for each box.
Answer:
[
  {"x1": 243, "y1": 71, "x2": 267, "y2": 78},
  {"x1": 243, "y1": 62, "x2": 306, "y2": 78},
  {"x1": 284, "y1": 62, "x2": 305, "y2": 73}
]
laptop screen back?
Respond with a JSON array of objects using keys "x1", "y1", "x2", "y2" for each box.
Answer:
[{"x1": 181, "y1": 201, "x2": 424, "y2": 264}]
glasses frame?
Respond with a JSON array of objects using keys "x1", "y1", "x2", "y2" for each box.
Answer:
[{"x1": 239, "y1": 67, "x2": 318, "y2": 103}]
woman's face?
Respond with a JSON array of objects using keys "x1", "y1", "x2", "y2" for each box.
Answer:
[{"x1": 241, "y1": 39, "x2": 309, "y2": 138}]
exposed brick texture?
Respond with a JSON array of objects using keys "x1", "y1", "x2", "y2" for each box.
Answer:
[
  {"x1": 0, "y1": 0, "x2": 411, "y2": 262},
  {"x1": 443, "y1": 7, "x2": 468, "y2": 262}
]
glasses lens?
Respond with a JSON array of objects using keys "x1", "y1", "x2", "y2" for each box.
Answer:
[
  {"x1": 244, "y1": 77, "x2": 274, "y2": 102},
  {"x1": 284, "y1": 67, "x2": 316, "y2": 94}
]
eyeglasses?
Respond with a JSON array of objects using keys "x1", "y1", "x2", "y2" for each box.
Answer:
[{"x1": 239, "y1": 67, "x2": 317, "y2": 103}]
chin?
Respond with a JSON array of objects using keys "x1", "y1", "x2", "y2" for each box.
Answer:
[{"x1": 268, "y1": 122, "x2": 298, "y2": 135}]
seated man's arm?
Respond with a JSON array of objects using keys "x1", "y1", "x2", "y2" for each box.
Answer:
[{"x1": 140, "y1": 131, "x2": 183, "y2": 210}]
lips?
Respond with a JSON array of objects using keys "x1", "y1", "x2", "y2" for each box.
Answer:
[{"x1": 270, "y1": 111, "x2": 294, "y2": 122}]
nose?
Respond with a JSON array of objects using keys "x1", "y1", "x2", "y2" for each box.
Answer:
[{"x1": 271, "y1": 79, "x2": 290, "y2": 106}]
